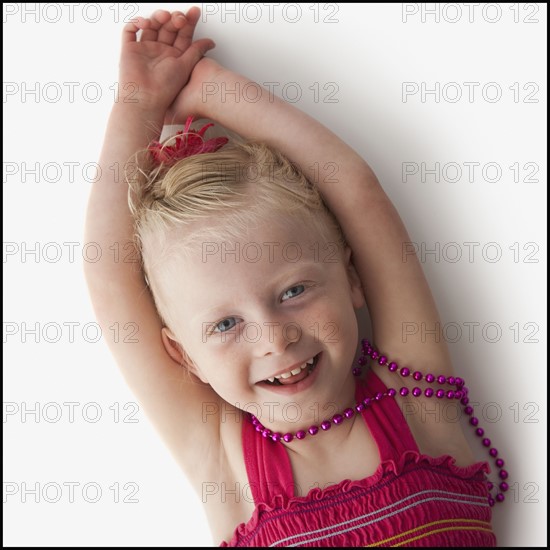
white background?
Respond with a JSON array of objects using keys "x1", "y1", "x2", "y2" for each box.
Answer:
[{"x1": 3, "y1": 2, "x2": 547, "y2": 547}]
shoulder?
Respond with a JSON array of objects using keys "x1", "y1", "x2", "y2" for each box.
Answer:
[{"x1": 366, "y1": 341, "x2": 476, "y2": 467}]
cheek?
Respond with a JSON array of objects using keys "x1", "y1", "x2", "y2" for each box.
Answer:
[
  {"x1": 302, "y1": 296, "x2": 356, "y2": 344},
  {"x1": 197, "y1": 346, "x2": 248, "y2": 384}
]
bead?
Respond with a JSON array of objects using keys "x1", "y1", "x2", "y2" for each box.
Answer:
[
  {"x1": 388, "y1": 362, "x2": 398, "y2": 372},
  {"x1": 499, "y1": 470, "x2": 509, "y2": 480},
  {"x1": 358, "y1": 356, "x2": 367, "y2": 365},
  {"x1": 321, "y1": 421, "x2": 331, "y2": 431},
  {"x1": 375, "y1": 392, "x2": 384, "y2": 401},
  {"x1": 436, "y1": 389, "x2": 445, "y2": 399},
  {"x1": 437, "y1": 375, "x2": 447, "y2": 384},
  {"x1": 308, "y1": 426, "x2": 319, "y2": 436},
  {"x1": 333, "y1": 414, "x2": 344, "y2": 425},
  {"x1": 487, "y1": 481, "x2": 494, "y2": 490},
  {"x1": 361, "y1": 338, "x2": 369, "y2": 347},
  {"x1": 470, "y1": 417, "x2": 479, "y2": 426},
  {"x1": 446, "y1": 390, "x2": 455, "y2": 399},
  {"x1": 344, "y1": 408, "x2": 355, "y2": 419},
  {"x1": 482, "y1": 438, "x2": 491, "y2": 447},
  {"x1": 464, "y1": 406, "x2": 474, "y2": 415},
  {"x1": 488, "y1": 497, "x2": 495, "y2": 507},
  {"x1": 499, "y1": 482, "x2": 509, "y2": 492},
  {"x1": 455, "y1": 377, "x2": 464, "y2": 387},
  {"x1": 460, "y1": 396, "x2": 469, "y2": 406},
  {"x1": 366, "y1": 347, "x2": 373, "y2": 355},
  {"x1": 272, "y1": 432, "x2": 281, "y2": 442},
  {"x1": 355, "y1": 403, "x2": 365, "y2": 412},
  {"x1": 352, "y1": 367, "x2": 362, "y2": 377},
  {"x1": 400, "y1": 367, "x2": 410, "y2": 377},
  {"x1": 363, "y1": 397, "x2": 372, "y2": 406},
  {"x1": 489, "y1": 448, "x2": 498, "y2": 457},
  {"x1": 371, "y1": 351, "x2": 379, "y2": 360},
  {"x1": 262, "y1": 429, "x2": 271, "y2": 438},
  {"x1": 387, "y1": 388, "x2": 397, "y2": 397},
  {"x1": 251, "y1": 416, "x2": 260, "y2": 425},
  {"x1": 448, "y1": 376, "x2": 456, "y2": 385},
  {"x1": 495, "y1": 458, "x2": 505, "y2": 468},
  {"x1": 255, "y1": 424, "x2": 264, "y2": 432},
  {"x1": 283, "y1": 433, "x2": 293, "y2": 443},
  {"x1": 400, "y1": 387, "x2": 409, "y2": 397},
  {"x1": 378, "y1": 355, "x2": 387, "y2": 365},
  {"x1": 425, "y1": 373, "x2": 435, "y2": 383},
  {"x1": 454, "y1": 390, "x2": 463, "y2": 399},
  {"x1": 413, "y1": 371, "x2": 423, "y2": 381},
  {"x1": 475, "y1": 428, "x2": 485, "y2": 437},
  {"x1": 496, "y1": 493, "x2": 505, "y2": 502},
  {"x1": 412, "y1": 387, "x2": 422, "y2": 397},
  {"x1": 424, "y1": 388, "x2": 434, "y2": 398},
  {"x1": 296, "y1": 430, "x2": 306, "y2": 440}
]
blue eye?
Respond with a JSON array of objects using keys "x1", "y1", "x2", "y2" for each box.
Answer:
[
  {"x1": 282, "y1": 284, "x2": 305, "y2": 301},
  {"x1": 215, "y1": 318, "x2": 237, "y2": 333}
]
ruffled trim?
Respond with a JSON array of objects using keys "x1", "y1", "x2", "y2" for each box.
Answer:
[{"x1": 220, "y1": 451, "x2": 490, "y2": 546}]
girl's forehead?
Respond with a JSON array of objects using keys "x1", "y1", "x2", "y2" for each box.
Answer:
[
  {"x1": 170, "y1": 227, "x2": 341, "y2": 305},
  {"x1": 169, "y1": 210, "x2": 332, "y2": 257},
  {"x1": 191, "y1": 219, "x2": 339, "y2": 266},
  {"x1": 156, "y1": 212, "x2": 344, "y2": 308}
]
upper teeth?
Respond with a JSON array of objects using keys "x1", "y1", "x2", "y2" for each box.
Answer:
[{"x1": 269, "y1": 356, "x2": 315, "y2": 381}]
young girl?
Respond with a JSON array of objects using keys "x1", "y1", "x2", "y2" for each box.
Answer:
[{"x1": 85, "y1": 7, "x2": 507, "y2": 546}]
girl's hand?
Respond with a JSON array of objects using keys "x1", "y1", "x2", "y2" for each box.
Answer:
[
  {"x1": 164, "y1": 56, "x2": 227, "y2": 124},
  {"x1": 119, "y1": 7, "x2": 215, "y2": 112}
]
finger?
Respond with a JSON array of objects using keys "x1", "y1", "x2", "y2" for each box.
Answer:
[
  {"x1": 140, "y1": 10, "x2": 170, "y2": 42},
  {"x1": 170, "y1": 10, "x2": 187, "y2": 28},
  {"x1": 139, "y1": 25, "x2": 157, "y2": 42},
  {"x1": 178, "y1": 38, "x2": 216, "y2": 71},
  {"x1": 172, "y1": 8, "x2": 201, "y2": 52},
  {"x1": 157, "y1": 11, "x2": 187, "y2": 46},
  {"x1": 122, "y1": 17, "x2": 150, "y2": 43},
  {"x1": 184, "y1": 6, "x2": 202, "y2": 27}
]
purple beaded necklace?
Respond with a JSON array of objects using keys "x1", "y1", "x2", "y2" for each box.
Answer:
[{"x1": 249, "y1": 338, "x2": 509, "y2": 507}]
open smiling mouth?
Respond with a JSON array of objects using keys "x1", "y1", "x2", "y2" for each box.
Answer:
[{"x1": 261, "y1": 353, "x2": 321, "y2": 386}]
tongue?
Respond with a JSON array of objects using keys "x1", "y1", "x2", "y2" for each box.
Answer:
[{"x1": 278, "y1": 368, "x2": 309, "y2": 385}]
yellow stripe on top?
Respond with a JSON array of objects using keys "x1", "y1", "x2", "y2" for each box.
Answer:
[
  {"x1": 393, "y1": 526, "x2": 495, "y2": 547},
  {"x1": 365, "y1": 518, "x2": 493, "y2": 547}
]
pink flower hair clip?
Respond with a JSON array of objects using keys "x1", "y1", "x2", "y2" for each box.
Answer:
[{"x1": 148, "y1": 116, "x2": 228, "y2": 166}]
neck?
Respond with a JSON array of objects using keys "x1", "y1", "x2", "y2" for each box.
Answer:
[
  {"x1": 250, "y1": 370, "x2": 359, "y2": 442},
  {"x1": 282, "y1": 408, "x2": 360, "y2": 458}
]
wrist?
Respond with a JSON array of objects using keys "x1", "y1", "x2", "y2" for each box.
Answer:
[
  {"x1": 111, "y1": 98, "x2": 165, "y2": 118},
  {"x1": 193, "y1": 66, "x2": 233, "y2": 120},
  {"x1": 115, "y1": 78, "x2": 173, "y2": 114},
  {"x1": 108, "y1": 102, "x2": 166, "y2": 144}
]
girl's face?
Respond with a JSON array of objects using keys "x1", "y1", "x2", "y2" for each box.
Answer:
[{"x1": 166, "y1": 214, "x2": 365, "y2": 432}]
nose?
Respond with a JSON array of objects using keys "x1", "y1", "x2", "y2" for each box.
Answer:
[{"x1": 255, "y1": 318, "x2": 301, "y2": 357}]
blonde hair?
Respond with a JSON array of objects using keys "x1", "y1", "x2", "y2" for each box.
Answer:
[{"x1": 127, "y1": 134, "x2": 345, "y2": 336}]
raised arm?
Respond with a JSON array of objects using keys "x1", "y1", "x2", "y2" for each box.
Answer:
[
  {"x1": 83, "y1": 9, "x2": 221, "y2": 477},
  {"x1": 168, "y1": 60, "x2": 452, "y2": 376}
]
